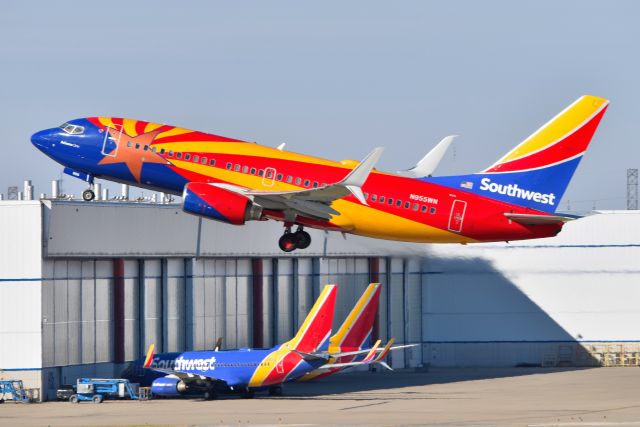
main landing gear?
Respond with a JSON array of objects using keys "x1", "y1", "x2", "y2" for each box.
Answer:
[{"x1": 278, "y1": 226, "x2": 311, "y2": 252}]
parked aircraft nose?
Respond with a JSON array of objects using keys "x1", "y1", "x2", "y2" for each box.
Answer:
[{"x1": 31, "y1": 129, "x2": 56, "y2": 152}]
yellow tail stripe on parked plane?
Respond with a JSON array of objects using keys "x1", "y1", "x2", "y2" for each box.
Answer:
[
  {"x1": 490, "y1": 95, "x2": 608, "y2": 166},
  {"x1": 330, "y1": 283, "x2": 379, "y2": 349},
  {"x1": 248, "y1": 285, "x2": 336, "y2": 387}
]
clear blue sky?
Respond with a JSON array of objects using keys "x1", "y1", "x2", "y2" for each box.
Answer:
[{"x1": 2, "y1": 1, "x2": 638, "y2": 209}]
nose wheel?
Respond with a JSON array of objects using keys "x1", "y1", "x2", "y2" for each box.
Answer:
[
  {"x1": 82, "y1": 189, "x2": 95, "y2": 201},
  {"x1": 278, "y1": 226, "x2": 311, "y2": 252}
]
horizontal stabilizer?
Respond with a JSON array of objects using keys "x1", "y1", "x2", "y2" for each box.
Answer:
[
  {"x1": 398, "y1": 135, "x2": 457, "y2": 178},
  {"x1": 504, "y1": 213, "x2": 576, "y2": 225}
]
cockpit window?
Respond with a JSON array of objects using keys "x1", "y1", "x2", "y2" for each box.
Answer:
[{"x1": 59, "y1": 122, "x2": 85, "y2": 135}]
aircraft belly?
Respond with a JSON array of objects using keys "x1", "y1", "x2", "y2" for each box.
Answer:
[{"x1": 329, "y1": 200, "x2": 477, "y2": 244}]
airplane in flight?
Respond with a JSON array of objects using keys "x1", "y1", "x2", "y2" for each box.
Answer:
[
  {"x1": 124, "y1": 283, "x2": 407, "y2": 395},
  {"x1": 31, "y1": 95, "x2": 609, "y2": 251}
]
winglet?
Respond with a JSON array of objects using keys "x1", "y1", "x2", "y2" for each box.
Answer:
[
  {"x1": 398, "y1": 135, "x2": 457, "y2": 178},
  {"x1": 143, "y1": 344, "x2": 155, "y2": 369},
  {"x1": 362, "y1": 339, "x2": 381, "y2": 363},
  {"x1": 339, "y1": 147, "x2": 384, "y2": 205}
]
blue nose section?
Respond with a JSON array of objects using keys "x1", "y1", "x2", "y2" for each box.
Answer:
[{"x1": 31, "y1": 129, "x2": 53, "y2": 150}]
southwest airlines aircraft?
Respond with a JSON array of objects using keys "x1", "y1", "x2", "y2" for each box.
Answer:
[
  {"x1": 31, "y1": 95, "x2": 608, "y2": 251},
  {"x1": 140, "y1": 284, "x2": 394, "y2": 399},
  {"x1": 125, "y1": 283, "x2": 404, "y2": 396}
]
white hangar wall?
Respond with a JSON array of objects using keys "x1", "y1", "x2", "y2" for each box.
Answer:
[{"x1": 0, "y1": 201, "x2": 638, "y2": 400}]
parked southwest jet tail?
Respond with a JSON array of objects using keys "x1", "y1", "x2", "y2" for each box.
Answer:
[
  {"x1": 143, "y1": 284, "x2": 338, "y2": 399},
  {"x1": 31, "y1": 95, "x2": 609, "y2": 251}
]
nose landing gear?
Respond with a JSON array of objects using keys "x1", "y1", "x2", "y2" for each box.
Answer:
[
  {"x1": 278, "y1": 226, "x2": 311, "y2": 252},
  {"x1": 82, "y1": 188, "x2": 95, "y2": 201}
]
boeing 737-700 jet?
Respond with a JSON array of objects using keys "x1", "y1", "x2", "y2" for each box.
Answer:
[
  {"x1": 124, "y1": 283, "x2": 407, "y2": 395},
  {"x1": 31, "y1": 95, "x2": 608, "y2": 251}
]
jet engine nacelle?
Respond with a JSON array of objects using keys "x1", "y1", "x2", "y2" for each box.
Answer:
[
  {"x1": 151, "y1": 376, "x2": 188, "y2": 397},
  {"x1": 182, "y1": 183, "x2": 262, "y2": 225}
]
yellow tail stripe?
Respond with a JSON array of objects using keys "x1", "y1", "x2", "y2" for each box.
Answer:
[
  {"x1": 492, "y1": 95, "x2": 608, "y2": 165},
  {"x1": 330, "y1": 283, "x2": 379, "y2": 349}
]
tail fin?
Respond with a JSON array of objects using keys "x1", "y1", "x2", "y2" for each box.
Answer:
[
  {"x1": 284, "y1": 284, "x2": 337, "y2": 353},
  {"x1": 330, "y1": 283, "x2": 381, "y2": 351},
  {"x1": 428, "y1": 95, "x2": 609, "y2": 212}
]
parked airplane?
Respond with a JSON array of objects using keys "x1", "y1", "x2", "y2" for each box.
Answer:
[
  {"x1": 31, "y1": 95, "x2": 609, "y2": 251},
  {"x1": 143, "y1": 284, "x2": 339, "y2": 399},
  {"x1": 123, "y1": 283, "x2": 405, "y2": 391}
]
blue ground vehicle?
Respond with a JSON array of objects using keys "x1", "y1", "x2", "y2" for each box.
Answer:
[
  {"x1": 0, "y1": 380, "x2": 34, "y2": 403},
  {"x1": 69, "y1": 378, "x2": 140, "y2": 403}
]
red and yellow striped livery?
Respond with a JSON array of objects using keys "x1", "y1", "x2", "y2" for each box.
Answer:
[{"x1": 31, "y1": 95, "x2": 609, "y2": 251}]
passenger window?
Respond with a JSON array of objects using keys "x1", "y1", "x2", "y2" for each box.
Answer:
[
  {"x1": 210, "y1": 159, "x2": 216, "y2": 166},
  {"x1": 160, "y1": 148, "x2": 166, "y2": 154},
  {"x1": 201, "y1": 157, "x2": 207, "y2": 164},
  {"x1": 143, "y1": 145, "x2": 149, "y2": 151},
  {"x1": 388, "y1": 198, "x2": 393, "y2": 205},
  {"x1": 193, "y1": 155, "x2": 199, "y2": 162},
  {"x1": 176, "y1": 152, "x2": 182, "y2": 159},
  {"x1": 127, "y1": 141, "x2": 132, "y2": 148},
  {"x1": 185, "y1": 153, "x2": 191, "y2": 161},
  {"x1": 286, "y1": 176, "x2": 292, "y2": 183},
  {"x1": 234, "y1": 164, "x2": 240, "y2": 172},
  {"x1": 413, "y1": 203, "x2": 419, "y2": 211},
  {"x1": 266, "y1": 170, "x2": 273, "y2": 179},
  {"x1": 371, "y1": 194, "x2": 377, "y2": 202},
  {"x1": 421, "y1": 205, "x2": 427, "y2": 213},
  {"x1": 277, "y1": 173, "x2": 283, "y2": 181},
  {"x1": 250, "y1": 167, "x2": 256, "y2": 175},
  {"x1": 364, "y1": 193, "x2": 369, "y2": 199},
  {"x1": 226, "y1": 163, "x2": 232, "y2": 170},
  {"x1": 430, "y1": 207, "x2": 437, "y2": 214},
  {"x1": 168, "y1": 150, "x2": 173, "y2": 157},
  {"x1": 295, "y1": 177, "x2": 301, "y2": 185},
  {"x1": 379, "y1": 196, "x2": 385, "y2": 203},
  {"x1": 396, "y1": 200, "x2": 402, "y2": 207},
  {"x1": 258, "y1": 169, "x2": 264, "y2": 177},
  {"x1": 405, "y1": 201, "x2": 410, "y2": 209},
  {"x1": 313, "y1": 182, "x2": 318, "y2": 188},
  {"x1": 304, "y1": 179, "x2": 310, "y2": 187},
  {"x1": 242, "y1": 166, "x2": 249, "y2": 173},
  {"x1": 135, "y1": 143, "x2": 140, "y2": 149}
]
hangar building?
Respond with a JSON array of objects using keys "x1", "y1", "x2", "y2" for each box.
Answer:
[{"x1": 0, "y1": 199, "x2": 638, "y2": 401}]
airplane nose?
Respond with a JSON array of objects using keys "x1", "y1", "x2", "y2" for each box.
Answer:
[{"x1": 31, "y1": 129, "x2": 54, "y2": 151}]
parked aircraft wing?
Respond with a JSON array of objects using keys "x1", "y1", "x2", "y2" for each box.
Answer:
[{"x1": 210, "y1": 147, "x2": 383, "y2": 221}]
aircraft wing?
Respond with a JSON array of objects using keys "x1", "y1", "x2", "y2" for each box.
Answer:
[{"x1": 212, "y1": 147, "x2": 383, "y2": 221}]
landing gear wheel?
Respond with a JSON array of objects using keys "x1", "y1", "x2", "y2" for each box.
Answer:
[
  {"x1": 278, "y1": 233, "x2": 297, "y2": 252},
  {"x1": 241, "y1": 389, "x2": 255, "y2": 399},
  {"x1": 203, "y1": 389, "x2": 217, "y2": 400},
  {"x1": 82, "y1": 189, "x2": 95, "y2": 201},
  {"x1": 294, "y1": 230, "x2": 311, "y2": 249},
  {"x1": 268, "y1": 385, "x2": 283, "y2": 396}
]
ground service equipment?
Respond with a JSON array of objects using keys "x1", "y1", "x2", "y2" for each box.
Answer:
[{"x1": 69, "y1": 378, "x2": 140, "y2": 403}]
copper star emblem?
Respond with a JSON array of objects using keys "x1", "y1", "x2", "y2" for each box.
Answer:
[{"x1": 98, "y1": 128, "x2": 168, "y2": 182}]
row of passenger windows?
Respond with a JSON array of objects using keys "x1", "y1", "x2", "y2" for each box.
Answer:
[
  {"x1": 129, "y1": 144, "x2": 438, "y2": 215},
  {"x1": 365, "y1": 193, "x2": 437, "y2": 214}
]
